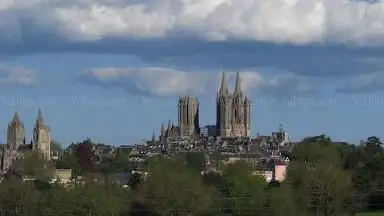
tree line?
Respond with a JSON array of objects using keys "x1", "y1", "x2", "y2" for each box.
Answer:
[{"x1": 0, "y1": 135, "x2": 384, "y2": 216}]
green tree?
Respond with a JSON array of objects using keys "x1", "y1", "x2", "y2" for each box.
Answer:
[
  {"x1": 266, "y1": 183, "x2": 297, "y2": 216},
  {"x1": 292, "y1": 136, "x2": 342, "y2": 166},
  {"x1": 143, "y1": 157, "x2": 214, "y2": 216},
  {"x1": 287, "y1": 161, "x2": 352, "y2": 216},
  {"x1": 220, "y1": 162, "x2": 268, "y2": 216},
  {"x1": 42, "y1": 182, "x2": 130, "y2": 216},
  {"x1": 110, "y1": 152, "x2": 133, "y2": 173},
  {"x1": 22, "y1": 152, "x2": 54, "y2": 181},
  {"x1": 54, "y1": 151, "x2": 81, "y2": 176},
  {"x1": 0, "y1": 179, "x2": 42, "y2": 216}
]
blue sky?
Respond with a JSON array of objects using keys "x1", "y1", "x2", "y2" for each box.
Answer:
[{"x1": 1, "y1": 0, "x2": 384, "y2": 145}]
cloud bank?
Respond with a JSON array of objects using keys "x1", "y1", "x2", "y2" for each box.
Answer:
[
  {"x1": 0, "y1": 65, "x2": 38, "y2": 85},
  {"x1": 78, "y1": 67, "x2": 315, "y2": 99},
  {"x1": 1, "y1": 0, "x2": 384, "y2": 45}
]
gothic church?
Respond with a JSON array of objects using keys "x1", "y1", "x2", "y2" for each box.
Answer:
[
  {"x1": 216, "y1": 72, "x2": 251, "y2": 137},
  {"x1": 1, "y1": 109, "x2": 51, "y2": 172},
  {"x1": 159, "y1": 71, "x2": 251, "y2": 139}
]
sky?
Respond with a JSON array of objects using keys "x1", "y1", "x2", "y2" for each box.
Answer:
[{"x1": 1, "y1": 0, "x2": 384, "y2": 145}]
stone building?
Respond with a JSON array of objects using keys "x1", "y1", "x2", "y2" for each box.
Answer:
[
  {"x1": 178, "y1": 96, "x2": 199, "y2": 137},
  {"x1": 1, "y1": 112, "x2": 26, "y2": 172},
  {"x1": 216, "y1": 72, "x2": 251, "y2": 137},
  {"x1": 159, "y1": 120, "x2": 180, "y2": 142},
  {"x1": 0, "y1": 109, "x2": 52, "y2": 173},
  {"x1": 33, "y1": 109, "x2": 51, "y2": 160},
  {"x1": 7, "y1": 112, "x2": 25, "y2": 152}
]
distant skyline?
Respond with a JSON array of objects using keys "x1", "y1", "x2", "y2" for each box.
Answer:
[{"x1": 1, "y1": 0, "x2": 384, "y2": 145}]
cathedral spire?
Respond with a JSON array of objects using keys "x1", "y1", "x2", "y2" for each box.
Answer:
[
  {"x1": 37, "y1": 108, "x2": 44, "y2": 124},
  {"x1": 219, "y1": 71, "x2": 229, "y2": 96},
  {"x1": 234, "y1": 72, "x2": 242, "y2": 94},
  {"x1": 160, "y1": 123, "x2": 165, "y2": 136},
  {"x1": 12, "y1": 111, "x2": 21, "y2": 124},
  {"x1": 167, "y1": 119, "x2": 171, "y2": 131}
]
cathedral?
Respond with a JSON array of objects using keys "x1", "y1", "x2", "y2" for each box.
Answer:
[
  {"x1": 216, "y1": 72, "x2": 251, "y2": 137},
  {"x1": 158, "y1": 71, "x2": 251, "y2": 140},
  {"x1": 1, "y1": 109, "x2": 51, "y2": 172}
]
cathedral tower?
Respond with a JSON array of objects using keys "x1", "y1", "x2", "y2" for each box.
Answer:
[
  {"x1": 7, "y1": 112, "x2": 25, "y2": 151},
  {"x1": 3, "y1": 112, "x2": 25, "y2": 171},
  {"x1": 216, "y1": 72, "x2": 251, "y2": 137},
  {"x1": 178, "y1": 96, "x2": 199, "y2": 137},
  {"x1": 33, "y1": 109, "x2": 51, "y2": 160},
  {"x1": 216, "y1": 72, "x2": 232, "y2": 137}
]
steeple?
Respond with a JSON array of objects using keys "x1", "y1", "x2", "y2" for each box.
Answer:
[
  {"x1": 152, "y1": 129, "x2": 156, "y2": 142},
  {"x1": 234, "y1": 72, "x2": 242, "y2": 94},
  {"x1": 37, "y1": 108, "x2": 44, "y2": 124},
  {"x1": 219, "y1": 71, "x2": 229, "y2": 96},
  {"x1": 12, "y1": 111, "x2": 21, "y2": 125},
  {"x1": 160, "y1": 123, "x2": 165, "y2": 136},
  {"x1": 167, "y1": 120, "x2": 171, "y2": 133}
]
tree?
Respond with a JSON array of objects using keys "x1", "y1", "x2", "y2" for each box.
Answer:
[
  {"x1": 142, "y1": 157, "x2": 214, "y2": 216},
  {"x1": 287, "y1": 161, "x2": 352, "y2": 216},
  {"x1": 184, "y1": 152, "x2": 206, "y2": 173},
  {"x1": 0, "y1": 179, "x2": 42, "y2": 216},
  {"x1": 292, "y1": 136, "x2": 342, "y2": 166},
  {"x1": 110, "y1": 152, "x2": 133, "y2": 173},
  {"x1": 266, "y1": 184, "x2": 297, "y2": 216},
  {"x1": 54, "y1": 151, "x2": 81, "y2": 176},
  {"x1": 220, "y1": 162, "x2": 268, "y2": 216},
  {"x1": 21, "y1": 152, "x2": 54, "y2": 181},
  {"x1": 42, "y1": 182, "x2": 130, "y2": 216},
  {"x1": 75, "y1": 142, "x2": 95, "y2": 173}
]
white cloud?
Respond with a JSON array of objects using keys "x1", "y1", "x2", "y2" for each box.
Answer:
[
  {"x1": 337, "y1": 71, "x2": 384, "y2": 93},
  {"x1": 82, "y1": 67, "x2": 215, "y2": 97},
  {"x1": 1, "y1": 0, "x2": 384, "y2": 45},
  {"x1": 0, "y1": 65, "x2": 38, "y2": 85},
  {"x1": 81, "y1": 67, "x2": 314, "y2": 98}
]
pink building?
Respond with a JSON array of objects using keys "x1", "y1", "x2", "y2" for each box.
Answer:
[
  {"x1": 253, "y1": 164, "x2": 287, "y2": 182},
  {"x1": 273, "y1": 164, "x2": 287, "y2": 182}
]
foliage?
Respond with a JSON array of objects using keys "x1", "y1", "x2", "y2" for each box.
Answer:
[
  {"x1": 220, "y1": 161, "x2": 268, "y2": 216},
  {"x1": 266, "y1": 183, "x2": 297, "y2": 216},
  {"x1": 0, "y1": 135, "x2": 384, "y2": 215},
  {"x1": 22, "y1": 152, "x2": 54, "y2": 181},
  {"x1": 142, "y1": 157, "x2": 214, "y2": 216}
]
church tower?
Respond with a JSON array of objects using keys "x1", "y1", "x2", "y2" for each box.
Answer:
[
  {"x1": 231, "y1": 72, "x2": 247, "y2": 136},
  {"x1": 7, "y1": 112, "x2": 25, "y2": 151},
  {"x1": 33, "y1": 109, "x2": 51, "y2": 160},
  {"x1": 216, "y1": 72, "x2": 251, "y2": 137},
  {"x1": 216, "y1": 72, "x2": 232, "y2": 137},
  {"x1": 2, "y1": 112, "x2": 25, "y2": 171},
  {"x1": 178, "y1": 96, "x2": 199, "y2": 137}
]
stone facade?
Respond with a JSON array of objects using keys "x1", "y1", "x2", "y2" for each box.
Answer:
[
  {"x1": 178, "y1": 96, "x2": 199, "y2": 137},
  {"x1": 33, "y1": 109, "x2": 51, "y2": 160},
  {"x1": 157, "y1": 71, "x2": 251, "y2": 141},
  {"x1": 216, "y1": 72, "x2": 251, "y2": 137},
  {"x1": 1, "y1": 109, "x2": 52, "y2": 173}
]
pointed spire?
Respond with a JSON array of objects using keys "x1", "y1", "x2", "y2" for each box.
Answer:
[
  {"x1": 152, "y1": 129, "x2": 156, "y2": 142},
  {"x1": 234, "y1": 72, "x2": 242, "y2": 94},
  {"x1": 37, "y1": 108, "x2": 44, "y2": 124},
  {"x1": 219, "y1": 71, "x2": 229, "y2": 96},
  {"x1": 160, "y1": 123, "x2": 165, "y2": 136},
  {"x1": 12, "y1": 111, "x2": 21, "y2": 124}
]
